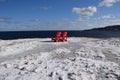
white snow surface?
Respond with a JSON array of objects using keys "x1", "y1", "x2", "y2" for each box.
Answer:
[{"x1": 0, "y1": 37, "x2": 120, "y2": 80}]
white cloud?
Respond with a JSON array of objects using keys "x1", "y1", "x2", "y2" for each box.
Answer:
[
  {"x1": 72, "y1": 6, "x2": 97, "y2": 20},
  {"x1": 99, "y1": 0, "x2": 120, "y2": 7},
  {"x1": 32, "y1": 6, "x2": 51, "y2": 10},
  {"x1": 39, "y1": 7, "x2": 50, "y2": 10},
  {"x1": 109, "y1": 19, "x2": 120, "y2": 25},
  {"x1": 93, "y1": 19, "x2": 120, "y2": 28},
  {"x1": 101, "y1": 15, "x2": 115, "y2": 19},
  {"x1": 94, "y1": 15, "x2": 115, "y2": 20},
  {"x1": 72, "y1": 6, "x2": 97, "y2": 17},
  {"x1": 102, "y1": 15, "x2": 111, "y2": 19}
]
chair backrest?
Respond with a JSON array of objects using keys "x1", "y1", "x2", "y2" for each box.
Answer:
[
  {"x1": 56, "y1": 32, "x2": 61, "y2": 37},
  {"x1": 62, "y1": 32, "x2": 67, "y2": 37}
]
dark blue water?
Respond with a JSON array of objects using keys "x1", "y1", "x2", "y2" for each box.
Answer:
[{"x1": 0, "y1": 30, "x2": 120, "y2": 40}]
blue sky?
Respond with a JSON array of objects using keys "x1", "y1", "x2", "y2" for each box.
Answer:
[{"x1": 0, "y1": 0, "x2": 120, "y2": 31}]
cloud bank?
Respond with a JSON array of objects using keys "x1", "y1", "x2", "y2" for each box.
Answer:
[{"x1": 99, "y1": 0, "x2": 120, "y2": 7}]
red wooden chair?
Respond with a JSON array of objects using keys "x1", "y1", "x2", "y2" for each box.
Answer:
[
  {"x1": 51, "y1": 32, "x2": 61, "y2": 42},
  {"x1": 60, "y1": 32, "x2": 67, "y2": 42}
]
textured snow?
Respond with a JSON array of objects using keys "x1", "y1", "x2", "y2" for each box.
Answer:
[{"x1": 0, "y1": 37, "x2": 120, "y2": 80}]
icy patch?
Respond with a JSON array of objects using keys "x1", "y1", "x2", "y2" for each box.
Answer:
[{"x1": 0, "y1": 40, "x2": 41, "y2": 57}]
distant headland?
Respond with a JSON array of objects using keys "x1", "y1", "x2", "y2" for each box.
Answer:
[{"x1": 87, "y1": 25, "x2": 120, "y2": 31}]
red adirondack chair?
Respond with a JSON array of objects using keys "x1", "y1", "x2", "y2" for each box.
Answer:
[
  {"x1": 51, "y1": 32, "x2": 61, "y2": 42},
  {"x1": 60, "y1": 32, "x2": 67, "y2": 42}
]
